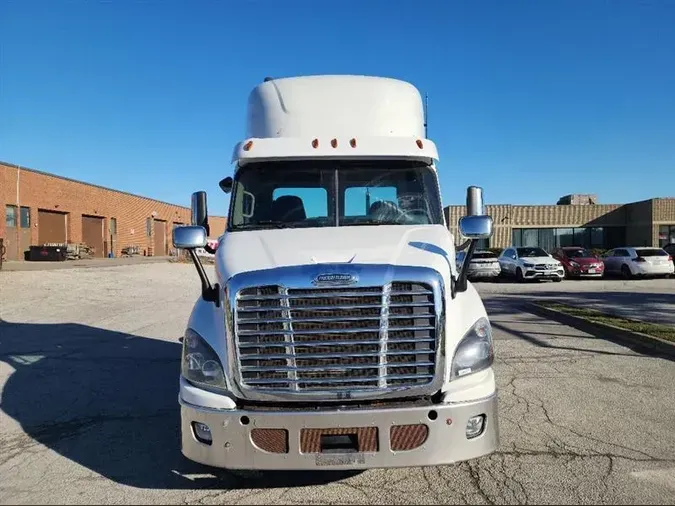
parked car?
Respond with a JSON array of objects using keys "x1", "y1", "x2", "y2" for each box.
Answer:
[
  {"x1": 551, "y1": 246, "x2": 605, "y2": 278},
  {"x1": 498, "y1": 246, "x2": 565, "y2": 282},
  {"x1": 663, "y1": 243, "x2": 675, "y2": 268},
  {"x1": 602, "y1": 247, "x2": 674, "y2": 279},
  {"x1": 456, "y1": 249, "x2": 501, "y2": 281}
]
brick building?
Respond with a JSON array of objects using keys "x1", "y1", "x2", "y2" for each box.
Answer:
[
  {"x1": 1, "y1": 161, "x2": 227, "y2": 261},
  {"x1": 445, "y1": 195, "x2": 675, "y2": 251}
]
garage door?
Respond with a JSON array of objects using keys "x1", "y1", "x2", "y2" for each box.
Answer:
[
  {"x1": 82, "y1": 215, "x2": 105, "y2": 258},
  {"x1": 154, "y1": 220, "x2": 167, "y2": 256},
  {"x1": 38, "y1": 210, "x2": 67, "y2": 245}
]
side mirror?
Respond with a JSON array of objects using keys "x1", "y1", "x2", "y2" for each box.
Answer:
[
  {"x1": 173, "y1": 225, "x2": 207, "y2": 249},
  {"x1": 219, "y1": 177, "x2": 233, "y2": 194},
  {"x1": 459, "y1": 185, "x2": 493, "y2": 239},
  {"x1": 191, "y1": 191, "x2": 210, "y2": 236},
  {"x1": 459, "y1": 215, "x2": 493, "y2": 240},
  {"x1": 455, "y1": 185, "x2": 493, "y2": 296}
]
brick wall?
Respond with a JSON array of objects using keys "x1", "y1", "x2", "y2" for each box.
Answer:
[
  {"x1": 1, "y1": 162, "x2": 227, "y2": 260},
  {"x1": 652, "y1": 198, "x2": 675, "y2": 247}
]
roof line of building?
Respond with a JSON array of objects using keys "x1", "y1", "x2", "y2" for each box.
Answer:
[{"x1": 1, "y1": 160, "x2": 227, "y2": 219}]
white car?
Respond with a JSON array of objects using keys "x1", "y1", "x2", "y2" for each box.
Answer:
[
  {"x1": 602, "y1": 247, "x2": 674, "y2": 279},
  {"x1": 456, "y1": 250, "x2": 501, "y2": 280},
  {"x1": 498, "y1": 246, "x2": 565, "y2": 282}
]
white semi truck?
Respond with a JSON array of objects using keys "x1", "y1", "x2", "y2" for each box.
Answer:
[{"x1": 173, "y1": 74, "x2": 498, "y2": 471}]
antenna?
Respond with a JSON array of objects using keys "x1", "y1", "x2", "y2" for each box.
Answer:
[{"x1": 424, "y1": 93, "x2": 428, "y2": 138}]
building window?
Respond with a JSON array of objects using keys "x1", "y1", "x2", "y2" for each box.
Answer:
[
  {"x1": 5, "y1": 205, "x2": 17, "y2": 227},
  {"x1": 475, "y1": 237, "x2": 490, "y2": 250},
  {"x1": 512, "y1": 226, "x2": 619, "y2": 251},
  {"x1": 110, "y1": 217, "x2": 117, "y2": 235},
  {"x1": 146, "y1": 217, "x2": 152, "y2": 237},
  {"x1": 20, "y1": 206, "x2": 30, "y2": 228},
  {"x1": 554, "y1": 228, "x2": 574, "y2": 247},
  {"x1": 660, "y1": 225, "x2": 675, "y2": 247}
]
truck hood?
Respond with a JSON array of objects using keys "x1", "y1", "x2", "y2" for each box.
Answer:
[{"x1": 216, "y1": 224, "x2": 457, "y2": 281}]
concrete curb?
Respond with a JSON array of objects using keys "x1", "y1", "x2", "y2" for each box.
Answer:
[{"x1": 524, "y1": 302, "x2": 675, "y2": 359}]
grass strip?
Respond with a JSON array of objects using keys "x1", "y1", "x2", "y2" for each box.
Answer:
[{"x1": 537, "y1": 302, "x2": 675, "y2": 343}]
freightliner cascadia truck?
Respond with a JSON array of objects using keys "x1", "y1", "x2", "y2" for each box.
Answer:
[{"x1": 173, "y1": 74, "x2": 498, "y2": 471}]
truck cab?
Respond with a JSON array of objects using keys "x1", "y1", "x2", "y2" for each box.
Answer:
[{"x1": 174, "y1": 75, "x2": 498, "y2": 470}]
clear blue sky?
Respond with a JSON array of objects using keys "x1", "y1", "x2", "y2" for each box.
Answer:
[{"x1": 2, "y1": 0, "x2": 674, "y2": 216}]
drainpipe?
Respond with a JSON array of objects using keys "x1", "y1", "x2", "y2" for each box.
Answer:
[{"x1": 16, "y1": 165, "x2": 21, "y2": 260}]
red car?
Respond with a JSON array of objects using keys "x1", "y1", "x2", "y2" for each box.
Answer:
[{"x1": 551, "y1": 247, "x2": 605, "y2": 278}]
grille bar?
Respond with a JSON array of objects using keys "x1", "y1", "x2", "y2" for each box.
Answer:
[
  {"x1": 279, "y1": 286, "x2": 298, "y2": 390},
  {"x1": 241, "y1": 350, "x2": 435, "y2": 361},
  {"x1": 238, "y1": 289, "x2": 432, "y2": 301},
  {"x1": 246, "y1": 374, "x2": 435, "y2": 385},
  {"x1": 237, "y1": 302, "x2": 434, "y2": 312},
  {"x1": 238, "y1": 337, "x2": 436, "y2": 348},
  {"x1": 241, "y1": 362, "x2": 435, "y2": 373},
  {"x1": 238, "y1": 313, "x2": 436, "y2": 325},
  {"x1": 235, "y1": 281, "x2": 438, "y2": 394},
  {"x1": 238, "y1": 325, "x2": 434, "y2": 337}
]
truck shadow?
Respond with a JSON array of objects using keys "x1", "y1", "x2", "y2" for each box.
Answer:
[{"x1": 0, "y1": 320, "x2": 360, "y2": 490}]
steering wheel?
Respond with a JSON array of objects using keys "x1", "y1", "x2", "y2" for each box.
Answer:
[{"x1": 395, "y1": 207, "x2": 431, "y2": 225}]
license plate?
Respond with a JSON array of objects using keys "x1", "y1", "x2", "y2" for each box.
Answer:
[{"x1": 588, "y1": 268, "x2": 597, "y2": 274}]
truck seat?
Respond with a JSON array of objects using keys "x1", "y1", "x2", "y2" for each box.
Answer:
[
  {"x1": 271, "y1": 195, "x2": 307, "y2": 222},
  {"x1": 368, "y1": 200, "x2": 400, "y2": 222}
]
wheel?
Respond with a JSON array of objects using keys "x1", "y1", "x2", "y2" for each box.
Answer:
[
  {"x1": 516, "y1": 267, "x2": 524, "y2": 283},
  {"x1": 621, "y1": 264, "x2": 632, "y2": 280},
  {"x1": 553, "y1": 277, "x2": 562, "y2": 283}
]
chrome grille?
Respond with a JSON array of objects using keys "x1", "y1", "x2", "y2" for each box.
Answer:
[{"x1": 234, "y1": 282, "x2": 437, "y2": 393}]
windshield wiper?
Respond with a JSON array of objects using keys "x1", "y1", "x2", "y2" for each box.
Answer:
[
  {"x1": 347, "y1": 220, "x2": 401, "y2": 226},
  {"x1": 233, "y1": 220, "x2": 317, "y2": 230},
  {"x1": 233, "y1": 220, "x2": 295, "y2": 230}
]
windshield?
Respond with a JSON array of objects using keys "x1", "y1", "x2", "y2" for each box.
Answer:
[
  {"x1": 228, "y1": 160, "x2": 443, "y2": 230},
  {"x1": 565, "y1": 248, "x2": 593, "y2": 258},
  {"x1": 517, "y1": 247, "x2": 548, "y2": 258},
  {"x1": 473, "y1": 251, "x2": 497, "y2": 259}
]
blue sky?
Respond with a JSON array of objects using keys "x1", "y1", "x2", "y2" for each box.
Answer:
[{"x1": 1, "y1": 0, "x2": 674, "y2": 217}]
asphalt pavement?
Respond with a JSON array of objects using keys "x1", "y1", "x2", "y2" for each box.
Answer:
[
  {"x1": 476, "y1": 276, "x2": 675, "y2": 326},
  {"x1": 1, "y1": 264, "x2": 674, "y2": 504}
]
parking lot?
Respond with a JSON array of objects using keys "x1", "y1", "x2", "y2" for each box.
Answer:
[{"x1": 1, "y1": 263, "x2": 674, "y2": 504}]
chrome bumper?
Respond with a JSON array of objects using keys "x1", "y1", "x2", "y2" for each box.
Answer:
[
  {"x1": 179, "y1": 393, "x2": 499, "y2": 470},
  {"x1": 524, "y1": 269, "x2": 564, "y2": 279}
]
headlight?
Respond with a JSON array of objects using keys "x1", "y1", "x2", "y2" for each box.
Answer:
[
  {"x1": 523, "y1": 263, "x2": 534, "y2": 268},
  {"x1": 451, "y1": 317, "x2": 494, "y2": 379},
  {"x1": 570, "y1": 261, "x2": 579, "y2": 268},
  {"x1": 182, "y1": 329, "x2": 227, "y2": 390}
]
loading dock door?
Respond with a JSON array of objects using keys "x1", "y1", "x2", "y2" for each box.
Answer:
[
  {"x1": 38, "y1": 210, "x2": 67, "y2": 245},
  {"x1": 82, "y1": 215, "x2": 105, "y2": 258},
  {"x1": 154, "y1": 220, "x2": 167, "y2": 256}
]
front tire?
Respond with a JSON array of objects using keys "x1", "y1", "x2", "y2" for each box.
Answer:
[
  {"x1": 516, "y1": 268, "x2": 524, "y2": 283},
  {"x1": 621, "y1": 264, "x2": 632, "y2": 280}
]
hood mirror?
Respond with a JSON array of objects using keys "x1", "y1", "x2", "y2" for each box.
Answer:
[{"x1": 219, "y1": 177, "x2": 233, "y2": 194}]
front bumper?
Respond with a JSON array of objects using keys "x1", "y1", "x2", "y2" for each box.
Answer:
[
  {"x1": 524, "y1": 268, "x2": 564, "y2": 280},
  {"x1": 568, "y1": 267, "x2": 604, "y2": 278},
  {"x1": 179, "y1": 393, "x2": 499, "y2": 470}
]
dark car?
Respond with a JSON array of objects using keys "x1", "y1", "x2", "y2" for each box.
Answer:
[{"x1": 551, "y1": 247, "x2": 605, "y2": 279}]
